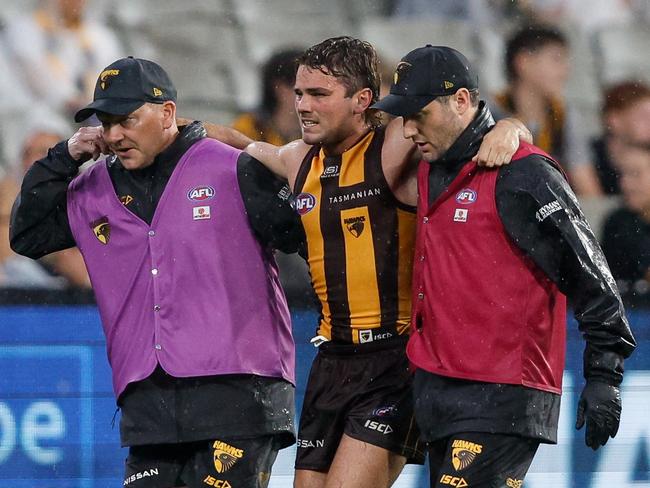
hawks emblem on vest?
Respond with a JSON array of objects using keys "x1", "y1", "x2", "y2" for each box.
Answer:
[
  {"x1": 344, "y1": 216, "x2": 365, "y2": 238},
  {"x1": 212, "y1": 440, "x2": 244, "y2": 473},
  {"x1": 90, "y1": 217, "x2": 110, "y2": 244}
]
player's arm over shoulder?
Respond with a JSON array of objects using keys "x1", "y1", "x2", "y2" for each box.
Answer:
[
  {"x1": 178, "y1": 117, "x2": 253, "y2": 150},
  {"x1": 236, "y1": 152, "x2": 305, "y2": 254},
  {"x1": 381, "y1": 118, "x2": 419, "y2": 206},
  {"x1": 246, "y1": 139, "x2": 310, "y2": 185}
]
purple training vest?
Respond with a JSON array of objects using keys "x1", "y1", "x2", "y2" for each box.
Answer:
[{"x1": 67, "y1": 138, "x2": 295, "y2": 397}]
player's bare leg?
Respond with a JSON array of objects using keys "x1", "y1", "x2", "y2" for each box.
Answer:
[
  {"x1": 294, "y1": 434, "x2": 407, "y2": 488},
  {"x1": 294, "y1": 469, "x2": 327, "y2": 488}
]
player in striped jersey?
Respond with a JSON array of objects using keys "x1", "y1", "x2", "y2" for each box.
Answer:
[{"x1": 207, "y1": 36, "x2": 532, "y2": 488}]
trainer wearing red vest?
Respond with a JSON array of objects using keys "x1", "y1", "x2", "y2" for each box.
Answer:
[{"x1": 373, "y1": 46, "x2": 636, "y2": 488}]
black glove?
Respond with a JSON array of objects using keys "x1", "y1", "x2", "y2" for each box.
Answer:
[{"x1": 575, "y1": 381, "x2": 621, "y2": 450}]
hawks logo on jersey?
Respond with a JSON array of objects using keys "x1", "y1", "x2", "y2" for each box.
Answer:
[{"x1": 344, "y1": 216, "x2": 365, "y2": 238}]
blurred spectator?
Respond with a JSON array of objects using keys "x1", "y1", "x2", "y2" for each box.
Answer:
[
  {"x1": 391, "y1": 0, "x2": 502, "y2": 24},
  {"x1": 0, "y1": 41, "x2": 32, "y2": 114},
  {"x1": 0, "y1": 119, "x2": 90, "y2": 289},
  {"x1": 591, "y1": 81, "x2": 650, "y2": 195},
  {"x1": 491, "y1": 24, "x2": 600, "y2": 195},
  {"x1": 4, "y1": 0, "x2": 122, "y2": 119},
  {"x1": 378, "y1": 55, "x2": 395, "y2": 99},
  {"x1": 17, "y1": 129, "x2": 62, "y2": 176},
  {"x1": 232, "y1": 48, "x2": 303, "y2": 145},
  {"x1": 601, "y1": 144, "x2": 650, "y2": 290},
  {"x1": 376, "y1": 54, "x2": 397, "y2": 125},
  {"x1": 527, "y1": 0, "x2": 639, "y2": 34},
  {"x1": 0, "y1": 171, "x2": 66, "y2": 288}
]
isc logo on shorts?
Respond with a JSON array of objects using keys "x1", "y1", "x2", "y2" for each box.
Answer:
[
  {"x1": 202, "y1": 476, "x2": 232, "y2": 488},
  {"x1": 364, "y1": 419, "x2": 393, "y2": 434},
  {"x1": 440, "y1": 474, "x2": 468, "y2": 487}
]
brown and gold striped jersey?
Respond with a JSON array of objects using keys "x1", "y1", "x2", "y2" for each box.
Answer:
[{"x1": 293, "y1": 127, "x2": 416, "y2": 344}]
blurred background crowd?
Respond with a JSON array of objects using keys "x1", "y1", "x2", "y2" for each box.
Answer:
[{"x1": 1, "y1": 0, "x2": 650, "y2": 306}]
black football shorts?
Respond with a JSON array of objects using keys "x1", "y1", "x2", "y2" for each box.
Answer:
[
  {"x1": 295, "y1": 338, "x2": 425, "y2": 470},
  {"x1": 123, "y1": 435, "x2": 280, "y2": 488},
  {"x1": 427, "y1": 432, "x2": 539, "y2": 488}
]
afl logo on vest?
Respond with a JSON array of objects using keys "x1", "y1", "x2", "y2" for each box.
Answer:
[
  {"x1": 187, "y1": 186, "x2": 215, "y2": 201},
  {"x1": 455, "y1": 188, "x2": 477, "y2": 204},
  {"x1": 294, "y1": 193, "x2": 316, "y2": 215}
]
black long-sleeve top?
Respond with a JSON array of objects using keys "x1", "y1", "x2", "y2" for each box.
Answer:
[
  {"x1": 9, "y1": 122, "x2": 303, "y2": 446},
  {"x1": 415, "y1": 103, "x2": 636, "y2": 443},
  {"x1": 10, "y1": 122, "x2": 304, "y2": 257}
]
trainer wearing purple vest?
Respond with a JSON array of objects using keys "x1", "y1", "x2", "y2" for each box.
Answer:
[
  {"x1": 373, "y1": 46, "x2": 636, "y2": 487},
  {"x1": 10, "y1": 57, "x2": 303, "y2": 488}
]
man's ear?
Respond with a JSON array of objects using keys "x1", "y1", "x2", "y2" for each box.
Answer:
[
  {"x1": 162, "y1": 101, "x2": 177, "y2": 129},
  {"x1": 454, "y1": 88, "x2": 472, "y2": 115},
  {"x1": 353, "y1": 87, "x2": 373, "y2": 115}
]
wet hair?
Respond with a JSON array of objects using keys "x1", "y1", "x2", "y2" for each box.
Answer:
[
  {"x1": 505, "y1": 24, "x2": 567, "y2": 82},
  {"x1": 298, "y1": 36, "x2": 382, "y2": 127},
  {"x1": 260, "y1": 48, "x2": 304, "y2": 115},
  {"x1": 602, "y1": 80, "x2": 650, "y2": 114}
]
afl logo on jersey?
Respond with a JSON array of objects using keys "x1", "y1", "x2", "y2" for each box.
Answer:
[
  {"x1": 294, "y1": 193, "x2": 316, "y2": 215},
  {"x1": 187, "y1": 186, "x2": 215, "y2": 201},
  {"x1": 455, "y1": 188, "x2": 477, "y2": 204}
]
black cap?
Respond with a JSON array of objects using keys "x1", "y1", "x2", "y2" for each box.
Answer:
[
  {"x1": 74, "y1": 57, "x2": 177, "y2": 122},
  {"x1": 372, "y1": 45, "x2": 478, "y2": 117}
]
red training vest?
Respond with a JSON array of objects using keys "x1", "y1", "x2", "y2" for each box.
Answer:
[{"x1": 408, "y1": 142, "x2": 567, "y2": 394}]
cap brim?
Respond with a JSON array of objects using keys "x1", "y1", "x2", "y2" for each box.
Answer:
[
  {"x1": 371, "y1": 93, "x2": 437, "y2": 117},
  {"x1": 74, "y1": 98, "x2": 145, "y2": 123}
]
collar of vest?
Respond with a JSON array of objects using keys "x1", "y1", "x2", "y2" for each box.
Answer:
[{"x1": 430, "y1": 101, "x2": 494, "y2": 169}]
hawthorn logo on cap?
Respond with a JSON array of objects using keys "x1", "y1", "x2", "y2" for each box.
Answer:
[
  {"x1": 90, "y1": 217, "x2": 111, "y2": 244},
  {"x1": 393, "y1": 61, "x2": 412, "y2": 85},
  {"x1": 99, "y1": 69, "x2": 120, "y2": 90}
]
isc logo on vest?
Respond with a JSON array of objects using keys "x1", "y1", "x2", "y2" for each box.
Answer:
[
  {"x1": 187, "y1": 186, "x2": 215, "y2": 201},
  {"x1": 295, "y1": 193, "x2": 316, "y2": 215}
]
